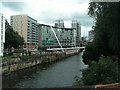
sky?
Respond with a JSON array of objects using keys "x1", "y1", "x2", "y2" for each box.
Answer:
[{"x1": 0, "y1": 0, "x2": 94, "y2": 37}]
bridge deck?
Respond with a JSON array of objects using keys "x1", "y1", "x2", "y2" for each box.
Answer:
[{"x1": 47, "y1": 47, "x2": 85, "y2": 51}]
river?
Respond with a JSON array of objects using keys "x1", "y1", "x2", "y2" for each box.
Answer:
[{"x1": 2, "y1": 51, "x2": 88, "y2": 88}]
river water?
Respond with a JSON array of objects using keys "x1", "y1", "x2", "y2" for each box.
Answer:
[{"x1": 2, "y1": 51, "x2": 87, "y2": 88}]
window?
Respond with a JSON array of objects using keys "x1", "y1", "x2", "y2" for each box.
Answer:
[
  {"x1": 47, "y1": 29, "x2": 48, "y2": 33},
  {"x1": 46, "y1": 38, "x2": 48, "y2": 41}
]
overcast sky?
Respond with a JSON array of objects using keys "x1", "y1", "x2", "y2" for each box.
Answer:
[{"x1": 1, "y1": 0, "x2": 94, "y2": 37}]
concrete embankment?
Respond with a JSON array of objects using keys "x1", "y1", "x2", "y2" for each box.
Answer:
[{"x1": 2, "y1": 49, "x2": 81, "y2": 75}]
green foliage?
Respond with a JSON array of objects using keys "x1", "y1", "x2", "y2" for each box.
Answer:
[
  {"x1": 2, "y1": 56, "x2": 19, "y2": 61},
  {"x1": 20, "y1": 55, "x2": 31, "y2": 61},
  {"x1": 82, "y1": 42, "x2": 100, "y2": 64},
  {"x1": 74, "y1": 56, "x2": 119, "y2": 86},
  {"x1": 4, "y1": 20, "x2": 24, "y2": 49},
  {"x1": 3, "y1": 69, "x2": 11, "y2": 76},
  {"x1": 90, "y1": 2, "x2": 120, "y2": 57},
  {"x1": 19, "y1": 54, "x2": 43, "y2": 61},
  {"x1": 73, "y1": 76, "x2": 84, "y2": 86},
  {"x1": 38, "y1": 46, "x2": 47, "y2": 51},
  {"x1": 83, "y1": 2, "x2": 120, "y2": 64}
]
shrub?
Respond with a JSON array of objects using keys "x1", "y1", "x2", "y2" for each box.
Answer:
[
  {"x1": 82, "y1": 42, "x2": 100, "y2": 64},
  {"x1": 3, "y1": 69, "x2": 11, "y2": 76},
  {"x1": 74, "y1": 56, "x2": 119, "y2": 86}
]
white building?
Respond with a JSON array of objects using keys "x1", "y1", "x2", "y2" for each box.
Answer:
[{"x1": 0, "y1": 13, "x2": 5, "y2": 56}]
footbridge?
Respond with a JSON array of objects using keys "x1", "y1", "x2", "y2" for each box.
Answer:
[
  {"x1": 47, "y1": 47, "x2": 85, "y2": 51},
  {"x1": 46, "y1": 26, "x2": 85, "y2": 53}
]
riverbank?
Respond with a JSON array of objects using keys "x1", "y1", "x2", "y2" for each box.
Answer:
[
  {"x1": 3, "y1": 50, "x2": 87, "y2": 88},
  {"x1": 2, "y1": 49, "x2": 81, "y2": 76}
]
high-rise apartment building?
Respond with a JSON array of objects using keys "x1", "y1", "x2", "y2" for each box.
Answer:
[
  {"x1": 11, "y1": 14, "x2": 38, "y2": 51},
  {"x1": 38, "y1": 20, "x2": 81, "y2": 49},
  {"x1": 71, "y1": 20, "x2": 81, "y2": 47},
  {"x1": 0, "y1": 13, "x2": 5, "y2": 56}
]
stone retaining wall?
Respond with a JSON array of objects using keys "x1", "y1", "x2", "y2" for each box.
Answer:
[{"x1": 2, "y1": 50, "x2": 80, "y2": 75}]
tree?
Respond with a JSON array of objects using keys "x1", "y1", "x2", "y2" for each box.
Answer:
[
  {"x1": 80, "y1": 2, "x2": 120, "y2": 86},
  {"x1": 82, "y1": 42, "x2": 100, "y2": 64},
  {"x1": 4, "y1": 20, "x2": 24, "y2": 50},
  {"x1": 83, "y1": 2, "x2": 120, "y2": 64},
  {"x1": 88, "y1": 2, "x2": 120, "y2": 57}
]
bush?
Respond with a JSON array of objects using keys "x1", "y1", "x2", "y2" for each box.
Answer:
[
  {"x1": 74, "y1": 56, "x2": 119, "y2": 86},
  {"x1": 73, "y1": 76, "x2": 84, "y2": 86},
  {"x1": 38, "y1": 46, "x2": 47, "y2": 51},
  {"x1": 20, "y1": 56, "x2": 30, "y2": 61},
  {"x1": 3, "y1": 69, "x2": 11, "y2": 76},
  {"x1": 82, "y1": 42, "x2": 100, "y2": 64}
]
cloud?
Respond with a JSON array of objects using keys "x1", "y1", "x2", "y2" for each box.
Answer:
[
  {"x1": 23, "y1": 0, "x2": 92, "y2": 25},
  {"x1": 71, "y1": 13, "x2": 94, "y2": 27},
  {"x1": 2, "y1": 2, "x2": 25, "y2": 12},
  {"x1": 1, "y1": 0, "x2": 94, "y2": 36},
  {"x1": 1, "y1": 7, "x2": 18, "y2": 24},
  {"x1": 77, "y1": 0, "x2": 90, "y2": 4}
]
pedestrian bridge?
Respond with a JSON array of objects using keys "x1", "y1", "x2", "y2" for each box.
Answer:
[{"x1": 47, "y1": 47, "x2": 85, "y2": 51}]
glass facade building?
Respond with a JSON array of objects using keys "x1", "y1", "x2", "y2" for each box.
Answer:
[{"x1": 38, "y1": 24, "x2": 78, "y2": 49}]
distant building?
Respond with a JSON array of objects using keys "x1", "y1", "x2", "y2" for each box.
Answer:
[
  {"x1": 0, "y1": 13, "x2": 5, "y2": 56},
  {"x1": 11, "y1": 14, "x2": 38, "y2": 51},
  {"x1": 81, "y1": 37, "x2": 88, "y2": 46},
  {"x1": 89, "y1": 30, "x2": 94, "y2": 42},
  {"x1": 55, "y1": 20, "x2": 65, "y2": 28},
  {"x1": 71, "y1": 20, "x2": 81, "y2": 47}
]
